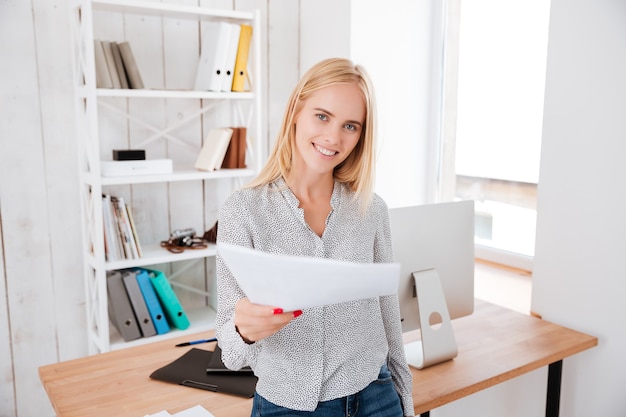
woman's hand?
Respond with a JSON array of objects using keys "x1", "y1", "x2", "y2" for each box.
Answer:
[{"x1": 234, "y1": 297, "x2": 302, "y2": 343}]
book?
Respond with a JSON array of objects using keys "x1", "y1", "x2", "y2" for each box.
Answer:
[
  {"x1": 125, "y1": 203, "x2": 142, "y2": 258},
  {"x1": 194, "y1": 21, "x2": 233, "y2": 91},
  {"x1": 221, "y1": 126, "x2": 247, "y2": 169},
  {"x1": 236, "y1": 126, "x2": 247, "y2": 168},
  {"x1": 102, "y1": 40, "x2": 122, "y2": 89},
  {"x1": 122, "y1": 269, "x2": 156, "y2": 337},
  {"x1": 194, "y1": 128, "x2": 233, "y2": 171},
  {"x1": 111, "y1": 196, "x2": 140, "y2": 259},
  {"x1": 94, "y1": 39, "x2": 112, "y2": 88},
  {"x1": 106, "y1": 270, "x2": 141, "y2": 341},
  {"x1": 110, "y1": 41, "x2": 129, "y2": 89},
  {"x1": 102, "y1": 194, "x2": 114, "y2": 261},
  {"x1": 110, "y1": 196, "x2": 136, "y2": 259},
  {"x1": 220, "y1": 126, "x2": 239, "y2": 169},
  {"x1": 102, "y1": 194, "x2": 123, "y2": 261},
  {"x1": 231, "y1": 24, "x2": 253, "y2": 92},
  {"x1": 135, "y1": 268, "x2": 170, "y2": 335},
  {"x1": 145, "y1": 268, "x2": 190, "y2": 330},
  {"x1": 118, "y1": 41, "x2": 144, "y2": 89},
  {"x1": 220, "y1": 23, "x2": 241, "y2": 92}
]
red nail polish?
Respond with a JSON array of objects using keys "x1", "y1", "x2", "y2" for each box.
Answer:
[
  {"x1": 293, "y1": 310, "x2": 303, "y2": 318},
  {"x1": 273, "y1": 308, "x2": 283, "y2": 315}
]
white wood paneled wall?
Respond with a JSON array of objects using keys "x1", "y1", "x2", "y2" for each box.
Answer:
[
  {"x1": 0, "y1": 0, "x2": 345, "y2": 415},
  {"x1": 1, "y1": 1, "x2": 83, "y2": 417}
]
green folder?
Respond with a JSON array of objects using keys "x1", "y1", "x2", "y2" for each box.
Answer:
[{"x1": 143, "y1": 268, "x2": 190, "y2": 330}]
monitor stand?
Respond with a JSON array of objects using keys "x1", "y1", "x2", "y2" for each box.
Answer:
[{"x1": 404, "y1": 268, "x2": 458, "y2": 369}]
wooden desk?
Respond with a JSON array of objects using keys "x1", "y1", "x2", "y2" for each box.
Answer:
[
  {"x1": 407, "y1": 300, "x2": 597, "y2": 416},
  {"x1": 39, "y1": 300, "x2": 597, "y2": 417}
]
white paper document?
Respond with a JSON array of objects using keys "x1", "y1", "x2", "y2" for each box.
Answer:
[
  {"x1": 174, "y1": 405, "x2": 216, "y2": 417},
  {"x1": 218, "y1": 243, "x2": 400, "y2": 311},
  {"x1": 144, "y1": 405, "x2": 216, "y2": 417}
]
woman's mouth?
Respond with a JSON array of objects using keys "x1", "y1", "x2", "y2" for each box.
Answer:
[{"x1": 314, "y1": 144, "x2": 337, "y2": 156}]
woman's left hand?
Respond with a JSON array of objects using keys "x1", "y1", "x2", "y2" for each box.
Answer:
[{"x1": 234, "y1": 297, "x2": 302, "y2": 343}]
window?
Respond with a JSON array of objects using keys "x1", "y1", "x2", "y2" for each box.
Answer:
[{"x1": 447, "y1": 0, "x2": 551, "y2": 270}]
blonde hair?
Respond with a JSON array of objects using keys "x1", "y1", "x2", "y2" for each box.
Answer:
[{"x1": 247, "y1": 57, "x2": 378, "y2": 210}]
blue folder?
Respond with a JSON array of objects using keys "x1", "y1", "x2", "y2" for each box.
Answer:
[{"x1": 135, "y1": 268, "x2": 170, "y2": 335}]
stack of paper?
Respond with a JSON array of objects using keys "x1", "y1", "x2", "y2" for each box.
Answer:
[{"x1": 145, "y1": 405, "x2": 215, "y2": 417}]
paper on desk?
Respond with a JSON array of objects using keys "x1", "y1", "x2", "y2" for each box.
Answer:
[
  {"x1": 218, "y1": 243, "x2": 400, "y2": 311},
  {"x1": 174, "y1": 405, "x2": 215, "y2": 417},
  {"x1": 144, "y1": 412, "x2": 173, "y2": 417},
  {"x1": 144, "y1": 405, "x2": 216, "y2": 417}
]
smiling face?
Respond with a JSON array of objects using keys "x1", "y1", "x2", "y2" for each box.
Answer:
[{"x1": 291, "y1": 83, "x2": 366, "y2": 179}]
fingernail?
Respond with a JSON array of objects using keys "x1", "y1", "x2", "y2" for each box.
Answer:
[
  {"x1": 273, "y1": 308, "x2": 284, "y2": 315},
  {"x1": 293, "y1": 310, "x2": 303, "y2": 318}
]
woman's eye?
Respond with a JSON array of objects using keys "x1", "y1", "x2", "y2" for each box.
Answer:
[
  {"x1": 316, "y1": 113, "x2": 328, "y2": 121},
  {"x1": 344, "y1": 123, "x2": 357, "y2": 132}
]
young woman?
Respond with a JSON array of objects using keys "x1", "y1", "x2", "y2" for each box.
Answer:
[{"x1": 215, "y1": 58, "x2": 414, "y2": 417}]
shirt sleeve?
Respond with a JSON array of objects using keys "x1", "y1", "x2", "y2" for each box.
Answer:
[
  {"x1": 214, "y1": 192, "x2": 261, "y2": 371},
  {"x1": 374, "y1": 196, "x2": 415, "y2": 416}
]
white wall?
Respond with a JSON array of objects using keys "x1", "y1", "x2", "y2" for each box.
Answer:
[
  {"x1": 351, "y1": 0, "x2": 444, "y2": 208},
  {"x1": 531, "y1": 0, "x2": 626, "y2": 415},
  {"x1": 299, "y1": 0, "x2": 351, "y2": 73},
  {"x1": 1, "y1": 1, "x2": 83, "y2": 416}
]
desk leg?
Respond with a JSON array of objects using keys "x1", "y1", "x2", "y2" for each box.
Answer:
[
  {"x1": 546, "y1": 360, "x2": 563, "y2": 417},
  {"x1": 420, "y1": 412, "x2": 430, "y2": 417}
]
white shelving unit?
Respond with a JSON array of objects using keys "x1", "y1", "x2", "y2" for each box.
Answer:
[{"x1": 69, "y1": 0, "x2": 262, "y2": 353}]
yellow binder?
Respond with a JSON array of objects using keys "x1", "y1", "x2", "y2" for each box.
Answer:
[{"x1": 231, "y1": 24, "x2": 253, "y2": 92}]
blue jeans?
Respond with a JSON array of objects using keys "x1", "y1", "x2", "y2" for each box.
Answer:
[{"x1": 251, "y1": 365, "x2": 403, "y2": 417}]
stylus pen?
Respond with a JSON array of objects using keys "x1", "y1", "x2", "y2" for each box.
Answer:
[{"x1": 175, "y1": 337, "x2": 217, "y2": 347}]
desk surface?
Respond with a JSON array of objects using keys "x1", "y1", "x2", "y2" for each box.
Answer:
[{"x1": 39, "y1": 300, "x2": 597, "y2": 417}]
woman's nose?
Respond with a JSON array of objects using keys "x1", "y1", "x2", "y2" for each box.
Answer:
[{"x1": 320, "y1": 123, "x2": 342, "y2": 143}]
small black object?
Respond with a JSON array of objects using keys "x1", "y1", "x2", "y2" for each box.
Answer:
[
  {"x1": 113, "y1": 149, "x2": 146, "y2": 161},
  {"x1": 206, "y1": 345, "x2": 253, "y2": 374}
]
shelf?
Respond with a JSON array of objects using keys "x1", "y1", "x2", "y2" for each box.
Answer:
[
  {"x1": 95, "y1": 168, "x2": 255, "y2": 186},
  {"x1": 109, "y1": 305, "x2": 217, "y2": 350},
  {"x1": 102, "y1": 243, "x2": 217, "y2": 271},
  {"x1": 81, "y1": 169, "x2": 255, "y2": 186},
  {"x1": 73, "y1": 0, "x2": 262, "y2": 353},
  {"x1": 92, "y1": 0, "x2": 254, "y2": 22},
  {"x1": 90, "y1": 88, "x2": 254, "y2": 100}
]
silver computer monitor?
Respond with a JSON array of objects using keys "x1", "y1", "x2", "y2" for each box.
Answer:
[{"x1": 389, "y1": 200, "x2": 475, "y2": 367}]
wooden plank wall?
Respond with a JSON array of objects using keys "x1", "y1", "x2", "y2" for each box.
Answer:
[
  {"x1": 0, "y1": 0, "x2": 311, "y2": 415},
  {"x1": 1, "y1": 1, "x2": 81, "y2": 417}
]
